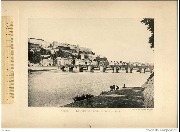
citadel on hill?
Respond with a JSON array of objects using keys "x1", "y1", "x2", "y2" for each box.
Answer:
[
  {"x1": 28, "y1": 38, "x2": 153, "y2": 73},
  {"x1": 28, "y1": 38, "x2": 108, "y2": 67}
]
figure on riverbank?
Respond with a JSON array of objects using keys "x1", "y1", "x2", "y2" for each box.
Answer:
[{"x1": 110, "y1": 85, "x2": 116, "y2": 91}]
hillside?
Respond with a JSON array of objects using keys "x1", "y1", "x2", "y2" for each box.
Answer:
[{"x1": 28, "y1": 38, "x2": 108, "y2": 66}]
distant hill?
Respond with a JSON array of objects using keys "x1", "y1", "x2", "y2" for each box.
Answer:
[{"x1": 28, "y1": 38, "x2": 107, "y2": 65}]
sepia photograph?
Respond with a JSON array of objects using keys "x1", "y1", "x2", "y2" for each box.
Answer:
[
  {"x1": 1, "y1": 1, "x2": 178, "y2": 128},
  {"x1": 28, "y1": 18, "x2": 154, "y2": 108}
]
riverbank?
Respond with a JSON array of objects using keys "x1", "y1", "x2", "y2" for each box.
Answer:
[
  {"x1": 64, "y1": 73, "x2": 154, "y2": 108},
  {"x1": 28, "y1": 66, "x2": 58, "y2": 71},
  {"x1": 64, "y1": 87, "x2": 145, "y2": 108}
]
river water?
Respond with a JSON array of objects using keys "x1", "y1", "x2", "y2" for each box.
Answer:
[{"x1": 28, "y1": 70, "x2": 150, "y2": 107}]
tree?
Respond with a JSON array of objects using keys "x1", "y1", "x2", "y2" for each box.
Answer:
[
  {"x1": 96, "y1": 56, "x2": 108, "y2": 66},
  {"x1": 141, "y1": 18, "x2": 154, "y2": 49},
  {"x1": 28, "y1": 51, "x2": 41, "y2": 64},
  {"x1": 32, "y1": 53, "x2": 41, "y2": 64},
  {"x1": 28, "y1": 50, "x2": 34, "y2": 63}
]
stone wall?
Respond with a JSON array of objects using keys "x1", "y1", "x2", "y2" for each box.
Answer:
[{"x1": 142, "y1": 73, "x2": 154, "y2": 108}]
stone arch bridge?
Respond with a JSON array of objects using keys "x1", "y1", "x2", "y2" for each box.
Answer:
[{"x1": 58, "y1": 63, "x2": 154, "y2": 73}]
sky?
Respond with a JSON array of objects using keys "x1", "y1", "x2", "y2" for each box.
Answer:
[{"x1": 28, "y1": 18, "x2": 154, "y2": 63}]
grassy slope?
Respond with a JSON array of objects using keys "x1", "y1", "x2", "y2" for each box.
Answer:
[{"x1": 64, "y1": 87, "x2": 145, "y2": 108}]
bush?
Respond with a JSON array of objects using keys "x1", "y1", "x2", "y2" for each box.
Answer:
[{"x1": 73, "y1": 94, "x2": 94, "y2": 102}]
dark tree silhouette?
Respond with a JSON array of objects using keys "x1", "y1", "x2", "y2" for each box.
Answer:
[
  {"x1": 28, "y1": 51, "x2": 41, "y2": 64},
  {"x1": 141, "y1": 18, "x2": 154, "y2": 49}
]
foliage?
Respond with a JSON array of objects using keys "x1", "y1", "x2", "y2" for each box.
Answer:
[
  {"x1": 28, "y1": 51, "x2": 41, "y2": 64},
  {"x1": 141, "y1": 18, "x2": 154, "y2": 49},
  {"x1": 40, "y1": 48, "x2": 51, "y2": 55}
]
